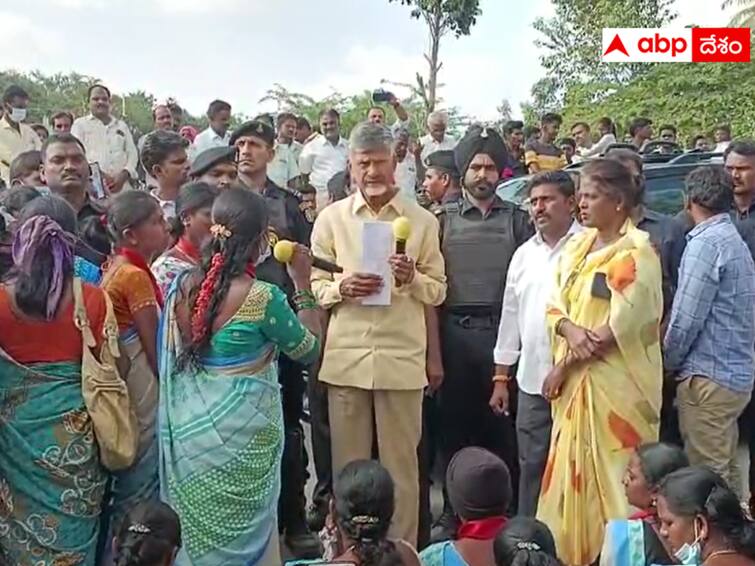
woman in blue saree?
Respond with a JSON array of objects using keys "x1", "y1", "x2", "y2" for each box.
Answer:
[
  {"x1": 599, "y1": 443, "x2": 688, "y2": 566},
  {"x1": 0, "y1": 196, "x2": 117, "y2": 565},
  {"x1": 158, "y1": 187, "x2": 322, "y2": 566}
]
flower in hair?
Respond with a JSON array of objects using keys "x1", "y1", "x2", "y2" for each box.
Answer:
[
  {"x1": 210, "y1": 223, "x2": 232, "y2": 241},
  {"x1": 516, "y1": 541, "x2": 541, "y2": 551},
  {"x1": 128, "y1": 523, "x2": 151, "y2": 534}
]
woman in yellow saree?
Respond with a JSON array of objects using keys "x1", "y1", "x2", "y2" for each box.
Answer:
[{"x1": 537, "y1": 159, "x2": 663, "y2": 566}]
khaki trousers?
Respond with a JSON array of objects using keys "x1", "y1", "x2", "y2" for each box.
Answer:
[
  {"x1": 328, "y1": 385, "x2": 423, "y2": 547},
  {"x1": 677, "y1": 376, "x2": 751, "y2": 498}
]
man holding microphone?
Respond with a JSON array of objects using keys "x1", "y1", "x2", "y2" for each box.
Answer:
[{"x1": 310, "y1": 121, "x2": 446, "y2": 546}]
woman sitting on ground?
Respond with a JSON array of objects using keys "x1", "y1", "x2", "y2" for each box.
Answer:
[
  {"x1": 656, "y1": 466, "x2": 755, "y2": 566},
  {"x1": 600, "y1": 442, "x2": 689, "y2": 566},
  {"x1": 420, "y1": 447, "x2": 512, "y2": 566},
  {"x1": 494, "y1": 517, "x2": 561, "y2": 566}
]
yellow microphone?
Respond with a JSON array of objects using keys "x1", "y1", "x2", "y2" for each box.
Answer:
[
  {"x1": 393, "y1": 216, "x2": 411, "y2": 255},
  {"x1": 274, "y1": 240, "x2": 343, "y2": 273},
  {"x1": 392, "y1": 217, "x2": 411, "y2": 287}
]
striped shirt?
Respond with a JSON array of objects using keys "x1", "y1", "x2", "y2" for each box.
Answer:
[{"x1": 524, "y1": 140, "x2": 567, "y2": 172}]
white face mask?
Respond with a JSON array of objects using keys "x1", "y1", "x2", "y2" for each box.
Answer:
[
  {"x1": 9, "y1": 107, "x2": 27, "y2": 122},
  {"x1": 674, "y1": 520, "x2": 702, "y2": 565}
]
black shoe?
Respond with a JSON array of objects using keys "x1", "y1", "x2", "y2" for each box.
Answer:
[
  {"x1": 429, "y1": 512, "x2": 459, "y2": 544},
  {"x1": 285, "y1": 529, "x2": 322, "y2": 559},
  {"x1": 306, "y1": 503, "x2": 327, "y2": 533}
]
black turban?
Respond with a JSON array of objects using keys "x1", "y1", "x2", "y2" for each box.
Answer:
[
  {"x1": 446, "y1": 447, "x2": 512, "y2": 520},
  {"x1": 454, "y1": 125, "x2": 510, "y2": 178}
]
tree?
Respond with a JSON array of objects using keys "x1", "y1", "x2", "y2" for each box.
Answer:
[
  {"x1": 531, "y1": 0, "x2": 676, "y2": 108},
  {"x1": 388, "y1": 0, "x2": 481, "y2": 112},
  {"x1": 723, "y1": 0, "x2": 755, "y2": 27},
  {"x1": 557, "y1": 45, "x2": 755, "y2": 145}
]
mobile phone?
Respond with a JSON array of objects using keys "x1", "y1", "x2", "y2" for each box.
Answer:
[
  {"x1": 591, "y1": 272, "x2": 611, "y2": 300},
  {"x1": 372, "y1": 89, "x2": 394, "y2": 103},
  {"x1": 89, "y1": 162, "x2": 106, "y2": 199}
]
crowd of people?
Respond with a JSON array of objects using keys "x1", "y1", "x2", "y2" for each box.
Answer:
[{"x1": 1, "y1": 77, "x2": 755, "y2": 566}]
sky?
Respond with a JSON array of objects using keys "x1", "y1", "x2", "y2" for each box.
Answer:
[{"x1": 0, "y1": 0, "x2": 736, "y2": 122}]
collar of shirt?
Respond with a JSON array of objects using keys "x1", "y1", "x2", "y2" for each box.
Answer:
[
  {"x1": 733, "y1": 199, "x2": 755, "y2": 220},
  {"x1": 533, "y1": 220, "x2": 583, "y2": 249},
  {"x1": 315, "y1": 136, "x2": 347, "y2": 150},
  {"x1": 150, "y1": 188, "x2": 177, "y2": 217},
  {"x1": 209, "y1": 128, "x2": 230, "y2": 143},
  {"x1": 351, "y1": 188, "x2": 406, "y2": 218},
  {"x1": 0, "y1": 114, "x2": 18, "y2": 132},
  {"x1": 687, "y1": 212, "x2": 730, "y2": 240}
]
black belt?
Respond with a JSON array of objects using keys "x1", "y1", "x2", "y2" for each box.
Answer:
[{"x1": 443, "y1": 309, "x2": 500, "y2": 329}]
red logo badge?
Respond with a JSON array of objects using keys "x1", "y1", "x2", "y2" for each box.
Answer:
[
  {"x1": 604, "y1": 34, "x2": 630, "y2": 57},
  {"x1": 691, "y1": 27, "x2": 751, "y2": 63}
]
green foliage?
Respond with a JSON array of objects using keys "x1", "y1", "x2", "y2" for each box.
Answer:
[
  {"x1": 388, "y1": 0, "x2": 481, "y2": 37},
  {"x1": 558, "y1": 50, "x2": 755, "y2": 145},
  {"x1": 723, "y1": 0, "x2": 755, "y2": 27},
  {"x1": 531, "y1": 0, "x2": 676, "y2": 108},
  {"x1": 258, "y1": 83, "x2": 466, "y2": 138},
  {"x1": 0, "y1": 69, "x2": 209, "y2": 138}
]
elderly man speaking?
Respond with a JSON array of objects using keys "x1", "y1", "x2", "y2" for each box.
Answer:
[{"x1": 310, "y1": 121, "x2": 446, "y2": 545}]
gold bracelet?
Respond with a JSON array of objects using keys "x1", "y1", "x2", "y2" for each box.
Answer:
[{"x1": 492, "y1": 374, "x2": 510, "y2": 384}]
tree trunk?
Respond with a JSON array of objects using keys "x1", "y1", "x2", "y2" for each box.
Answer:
[{"x1": 426, "y1": 4, "x2": 443, "y2": 112}]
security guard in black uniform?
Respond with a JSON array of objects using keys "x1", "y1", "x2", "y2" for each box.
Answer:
[
  {"x1": 431, "y1": 126, "x2": 533, "y2": 542},
  {"x1": 230, "y1": 120, "x2": 318, "y2": 558}
]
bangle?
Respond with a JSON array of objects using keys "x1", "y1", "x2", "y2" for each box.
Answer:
[
  {"x1": 555, "y1": 317, "x2": 568, "y2": 337},
  {"x1": 293, "y1": 289, "x2": 318, "y2": 311},
  {"x1": 492, "y1": 374, "x2": 510, "y2": 384}
]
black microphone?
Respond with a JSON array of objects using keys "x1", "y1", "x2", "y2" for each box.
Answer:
[{"x1": 274, "y1": 240, "x2": 344, "y2": 273}]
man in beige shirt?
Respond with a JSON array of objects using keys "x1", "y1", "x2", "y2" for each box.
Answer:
[
  {"x1": 71, "y1": 84, "x2": 138, "y2": 193},
  {"x1": 0, "y1": 85, "x2": 41, "y2": 185},
  {"x1": 310, "y1": 121, "x2": 446, "y2": 546}
]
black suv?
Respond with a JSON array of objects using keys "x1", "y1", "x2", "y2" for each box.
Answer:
[{"x1": 496, "y1": 152, "x2": 724, "y2": 216}]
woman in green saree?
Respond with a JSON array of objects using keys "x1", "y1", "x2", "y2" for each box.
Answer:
[
  {"x1": 0, "y1": 196, "x2": 118, "y2": 565},
  {"x1": 158, "y1": 187, "x2": 322, "y2": 566}
]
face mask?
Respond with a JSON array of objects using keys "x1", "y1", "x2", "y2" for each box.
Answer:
[
  {"x1": 674, "y1": 520, "x2": 702, "y2": 565},
  {"x1": 9, "y1": 107, "x2": 26, "y2": 122}
]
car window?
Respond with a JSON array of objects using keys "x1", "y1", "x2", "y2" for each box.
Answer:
[
  {"x1": 496, "y1": 177, "x2": 528, "y2": 205},
  {"x1": 645, "y1": 171, "x2": 686, "y2": 215}
]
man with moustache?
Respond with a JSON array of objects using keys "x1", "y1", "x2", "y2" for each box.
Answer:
[
  {"x1": 490, "y1": 171, "x2": 582, "y2": 516},
  {"x1": 189, "y1": 146, "x2": 238, "y2": 190},
  {"x1": 230, "y1": 119, "x2": 319, "y2": 558},
  {"x1": 431, "y1": 125, "x2": 533, "y2": 541}
]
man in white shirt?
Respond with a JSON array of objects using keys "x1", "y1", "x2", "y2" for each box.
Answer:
[
  {"x1": 299, "y1": 108, "x2": 348, "y2": 211},
  {"x1": 490, "y1": 170, "x2": 581, "y2": 516},
  {"x1": 71, "y1": 84, "x2": 138, "y2": 193},
  {"x1": 0, "y1": 85, "x2": 42, "y2": 184},
  {"x1": 419, "y1": 110, "x2": 458, "y2": 163},
  {"x1": 139, "y1": 104, "x2": 175, "y2": 188},
  {"x1": 714, "y1": 124, "x2": 732, "y2": 153},
  {"x1": 192, "y1": 99, "x2": 232, "y2": 156},
  {"x1": 367, "y1": 93, "x2": 410, "y2": 135},
  {"x1": 269, "y1": 112, "x2": 302, "y2": 189},
  {"x1": 393, "y1": 129, "x2": 417, "y2": 201}
]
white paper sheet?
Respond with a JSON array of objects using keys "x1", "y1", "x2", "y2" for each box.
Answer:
[{"x1": 361, "y1": 221, "x2": 393, "y2": 306}]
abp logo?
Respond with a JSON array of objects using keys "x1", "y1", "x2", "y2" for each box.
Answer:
[{"x1": 602, "y1": 28, "x2": 750, "y2": 63}]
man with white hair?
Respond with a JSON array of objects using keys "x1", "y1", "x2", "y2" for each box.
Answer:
[
  {"x1": 419, "y1": 110, "x2": 458, "y2": 163},
  {"x1": 310, "y1": 121, "x2": 446, "y2": 546}
]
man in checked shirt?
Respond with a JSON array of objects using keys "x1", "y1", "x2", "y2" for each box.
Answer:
[{"x1": 664, "y1": 165, "x2": 755, "y2": 500}]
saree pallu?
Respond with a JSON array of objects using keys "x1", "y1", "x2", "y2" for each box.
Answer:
[
  {"x1": 600, "y1": 519, "x2": 673, "y2": 566},
  {"x1": 0, "y1": 358, "x2": 106, "y2": 565},
  {"x1": 538, "y1": 222, "x2": 663, "y2": 566},
  {"x1": 158, "y1": 280, "x2": 285, "y2": 566},
  {"x1": 107, "y1": 327, "x2": 159, "y2": 533}
]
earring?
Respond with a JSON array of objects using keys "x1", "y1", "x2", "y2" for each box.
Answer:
[{"x1": 616, "y1": 206, "x2": 622, "y2": 212}]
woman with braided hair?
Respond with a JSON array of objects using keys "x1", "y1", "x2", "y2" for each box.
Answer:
[
  {"x1": 158, "y1": 187, "x2": 322, "y2": 566},
  {"x1": 288, "y1": 460, "x2": 420, "y2": 566}
]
